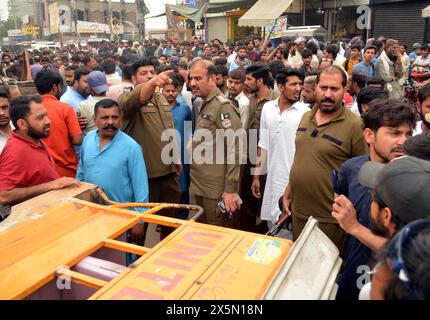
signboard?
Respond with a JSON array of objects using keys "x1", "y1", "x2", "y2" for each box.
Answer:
[
  {"x1": 7, "y1": 29, "x2": 23, "y2": 37},
  {"x1": 185, "y1": 0, "x2": 198, "y2": 8},
  {"x1": 22, "y1": 25, "x2": 40, "y2": 37},
  {"x1": 265, "y1": 16, "x2": 288, "y2": 39},
  {"x1": 49, "y1": 2, "x2": 59, "y2": 34},
  {"x1": 76, "y1": 20, "x2": 110, "y2": 34},
  {"x1": 58, "y1": 4, "x2": 72, "y2": 33}
]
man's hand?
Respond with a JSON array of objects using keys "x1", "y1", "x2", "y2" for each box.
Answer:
[
  {"x1": 222, "y1": 192, "x2": 241, "y2": 213},
  {"x1": 77, "y1": 112, "x2": 87, "y2": 131},
  {"x1": 131, "y1": 224, "x2": 146, "y2": 246},
  {"x1": 251, "y1": 176, "x2": 261, "y2": 198},
  {"x1": 331, "y1": 195, "x2": 360, "y2": 234},
  {"x1": 282, "y1": 188, "x2": 292, "y2": 218},
  {"x1": 48, "y1": 177, "x2": 81, "y2": 191},
  {"x1": 150, "y1": 70, "x2": 174, "y2": 87}
]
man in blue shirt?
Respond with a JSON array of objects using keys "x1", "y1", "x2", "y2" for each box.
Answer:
[
  {"x1": 77, "y1": 97, "x2": 149, "y2": 205},
  {"x1": 162, "y1": 74, "x2": 192, "y2": 219},
  {"x1": 60, "y1": 67, "x2": 91, "y2": 112},
  {"x1": 409, "y1": 43, "x2": 421, "y2": 65},
  {"x1": 353, "y1": 45, "x2": 377, "y2": 79},
  {"x1": 332, "y1": 99, "x2": 416, "y2": 300}
]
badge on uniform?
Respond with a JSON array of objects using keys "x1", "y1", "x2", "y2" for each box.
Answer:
[{"x1": 221, "y1": 113, "x2": 232, "y2": 128}]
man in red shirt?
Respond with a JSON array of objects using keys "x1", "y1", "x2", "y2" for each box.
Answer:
[
  {"x1": 34, "y1": 69, "x2": 83, "y2": 177},
  {"x1": 0, "y1": 95, "x2": 79, "y2": 206}
]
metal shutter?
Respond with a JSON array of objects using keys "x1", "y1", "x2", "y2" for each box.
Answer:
[{"x1": 372, "y1": 1, "x2": 430, "y2": 50}]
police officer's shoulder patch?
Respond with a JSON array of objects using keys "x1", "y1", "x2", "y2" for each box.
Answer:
[
  {"x1": 216, "y1": 95, "x2": 229, "y2": 103},
  {"x1": 220, "y1": 113, "x2": 231, "y2": 120}
]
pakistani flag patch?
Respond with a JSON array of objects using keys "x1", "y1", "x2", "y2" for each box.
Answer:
[{"x1": 221, "y1": 113, "x2": 232, "y2": 128}]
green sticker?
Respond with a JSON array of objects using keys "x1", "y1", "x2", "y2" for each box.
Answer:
[{"x1": 221, "y1": 113, "x2": 231, "y2": 120}]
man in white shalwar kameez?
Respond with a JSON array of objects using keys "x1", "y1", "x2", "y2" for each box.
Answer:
[{"x1": 252, "y1": 68, "x2": 310, "y2": 231}]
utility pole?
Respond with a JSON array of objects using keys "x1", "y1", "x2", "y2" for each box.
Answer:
[{"x1": 136, "y1": 0, "x2": 149, "y2": 40}]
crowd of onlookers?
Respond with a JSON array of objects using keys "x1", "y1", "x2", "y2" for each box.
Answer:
[{"x1": 0, "y1": 33, "x2": 430, "y2": 300}]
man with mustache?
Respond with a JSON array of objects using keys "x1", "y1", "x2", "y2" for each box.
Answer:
[
  {"x1": 34, "y1": 69, "x2": 83, "y2": 178},
  {"x1": 251, "y1": 68, "x2": 309, "y2": 231},
  {"x1": 0, "y1": 95, "x2": 80, "y2": 207},
  {"x1": 282, "y1": 66, "x2": 368, "y2": 251},
  {"x1": 77, "y1": 98, "x2": 148, "y2": 210},
  {"x1": 375, "y1": 39, "x2": 403, "y2": 99},
  {"x1": 331, "y1": 99, "x2": 417, "y2": 300}
]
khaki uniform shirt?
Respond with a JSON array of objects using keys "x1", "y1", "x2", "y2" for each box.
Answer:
[
  {"x1": 247, "y1": 88, "x2": 279, "y2": 132},
  {"x1": 289, "y1": 106, "x2": 368, "y2": 224},
  {"x1": 190, "y1": 88, "x2": 242, "y2": 200},
  {"x1": 118, "y1": 85, "x2": 179, "y2": 179}
]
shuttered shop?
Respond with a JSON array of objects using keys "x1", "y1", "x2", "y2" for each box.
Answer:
[{"x1": 372, "y1": 1, "x2": 429, "y2": 50}]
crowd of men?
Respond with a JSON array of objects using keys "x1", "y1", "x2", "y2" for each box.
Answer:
[{"x1": 0, "y1": 33, "x2": 430, "y2": 300}]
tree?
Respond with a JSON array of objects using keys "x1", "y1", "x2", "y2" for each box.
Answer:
[{"x1": 0, "y1": 17, "x2": 22, "y2": 39}]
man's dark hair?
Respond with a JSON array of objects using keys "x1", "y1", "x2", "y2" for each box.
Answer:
[
  {"x1": 34, "y1": 69, "x2": 63, "y2": 95},
  {"x1": 305, "y1": 41, "x2": 318, "y2": 55},
  {"x1": 373, "y1": 40, "x2": 384, "y2": 52},
  {"x1": 421, "y1": 44, "x2": 430, "y2": 52},
  {"x1": 282, "y1": 37, "x2": 291, "y2": 44},
  {"x1": 82, "y1": 55, "x2": 94, "y2": 66},
  {"x1": 325, "y1": 44, "x2": 338, "y2": 59},
  {"x1": 418, "y1": 83, "x2": 430, "y2": 103},
  {"x1": 121, "y1": 64, "x2": 134, "y2": 81},
  {"x1": 351, "y1": 71, "x2": 368, "y2": 89},
  {"x1": 228, "y1": 67, "x2": 246, "y2": 82},
  {"x1": 0, "y1": 86, "x2": 10, "y2": 100},
  {"x1": 368, "y1": 75, "x2": 385, "y2": 87},
  {"x1": 211, "y1": 43, "x2": 220, "y2": 51},
  {"x1": 94, "y1": 98, "x2": 120, "y2": 115},
  {"x1": 101, "y1": 58, "x2": 116, "y2": 75},
  {"x1": 268, "y1": 60, "x2": 285, "y2": 79},
  {"x1": 10, "y1": 95, "x2": 43, "y2": 129},
  {"x1": 132, "y1": 57, "x2": 156, "y2": 75},
  {"x1": 356, "y1": 87, "x2": 389, "y2": 114},
  {"x1": 362, "y1": 99, "x2": 418, "y2": 132},
  {"x1": 275, "y1": 68, "x2": 304, "y2": 86},
  {"x1": 245, "y1": 63, "x2": 271, "y2": 86},
  {"x1": 41, "y1": 57, "x2": 50, "y2": 63},
  {"x1": 168, "y1": 73, "x2": 184, "y2": 88},
  {"x1": 399, "y1": 43, "x2": 408, "y2": 50},
  {"x1": 253, "y1": 36, "x2": 262, "y2": 42},
  {"x1": 214, "y1": 57, "x2": 227, "y2": 66},
  {"x1": 74, "y1": 67, "x2": 91, "y2": 83},
  {"x1": 34, "y1": 56, "x2": 41, "y2": 63},
  {"x1": 317, "y1": 65, "x2": 347, "y2": 87},
  {"x1": 404, "y1": 132, "x2": 430, "y2": 161},
  {"x1": 65, "y1": 64, "x2": 79, "y2": 72},
  {"x1": 351, "y1": 43, "x2": 362, "y2": 51},
  {"x1": 71, "y1": 55, "x2": 81, "y2": 64},
  {"x1": 301, "y1": 49, "x2": 312, "y2": 59},
  {"x1": 215, "y1": 65, "x2": 229, "y2": 77},
  {"x1": 364, "y1": 45, "x2": 378, "y2": 54}
]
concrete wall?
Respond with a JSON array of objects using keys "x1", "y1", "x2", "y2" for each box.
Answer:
[{"x1": 207, "y1": 16, "x2": 229, "y2": 43}]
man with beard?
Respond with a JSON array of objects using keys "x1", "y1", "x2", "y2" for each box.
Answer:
[
  {"x1": 214, "y1": 65, "x2": 229, "y2": 95},
  {"x1": 301, "y1": 75, "x2": 317, "y2": 105},
  {"x1": 237, "y1": 63, "x2": 279, "y2": 232},
  {"x1": 60, "y1": 67, "x2": 91, "y2": 112},
  {"x1": 229, "y1": 46, "x2": 251, "y2": 72},
  {"x1": 228, "y1": 68, "x2": 249, "y2": 129},
  {"x1": 331, "y1": 99, "x2": 417, "y2": 300},
  {"x1": 34, "y1": 70, "x2": 83, "y2": 178},
  {"x1": 251, "y1": 68, "x2": 309, "y2": 231},
  {"x1": 0, "y1": 87, "x2": 13, "y2": 154},
  {"x1": 415, "y1": 83, "x2": 430, "y2": 135},
  {"x1": 0, "y1": 95, "x2": 80, "y2": 206},
  {"x1": 189, "y1": 59, "x2": 242, "y2": 227},
  {"x1": 375, "y1": 39, "x2": 403, "y2": 99},
  {"x1": 336, "y1": 156, "x2": 430, "y2": 300},
  {"x1": 77, "y1": 98, "x2": 148, "y2": 209},
  {"x1": 282, "y1": 66, "x2": 368, "y2": 251},
  {"x1": 118, "y1": 57, "x2": 181, "y2": 242}
]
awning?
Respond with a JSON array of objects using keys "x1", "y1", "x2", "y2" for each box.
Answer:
[
  {"x1": 168, "y1": 1, "x2": 254, "y2": 23},
  {"x1": 238, "y1": 0, "x2": 294, "y2": 27},
  {"x1": 423, "y1": 5, "x2": 430, "y2": 18}
]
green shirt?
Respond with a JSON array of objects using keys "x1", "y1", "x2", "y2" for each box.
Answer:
[{"x1": 289, "y1": 105, "x2": 368, "y2": 223}]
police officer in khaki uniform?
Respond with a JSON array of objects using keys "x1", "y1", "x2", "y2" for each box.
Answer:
[
  {"x1": 188, "y1": 59, "x2": 243, "y2": 227},
  {"x1": 118, "y1": 58, "x2": 181, "y2": 242},
  {"x1": 237, "y1": 63, "x2": 279, "y2": 233}
]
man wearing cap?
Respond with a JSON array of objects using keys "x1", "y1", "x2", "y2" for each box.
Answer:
[
  {"x1": 333, "y1": 155, "x2": 430, "y2": 254},
  {"x1": 77, "y1": 71, "x2": 109, "y2": 135},
  {"x1": 409, "y1": 43, "x2": 421, "y2": 65},
  {"x1": 331, "y1": 99, "x2": 417, "y2": 300}
]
